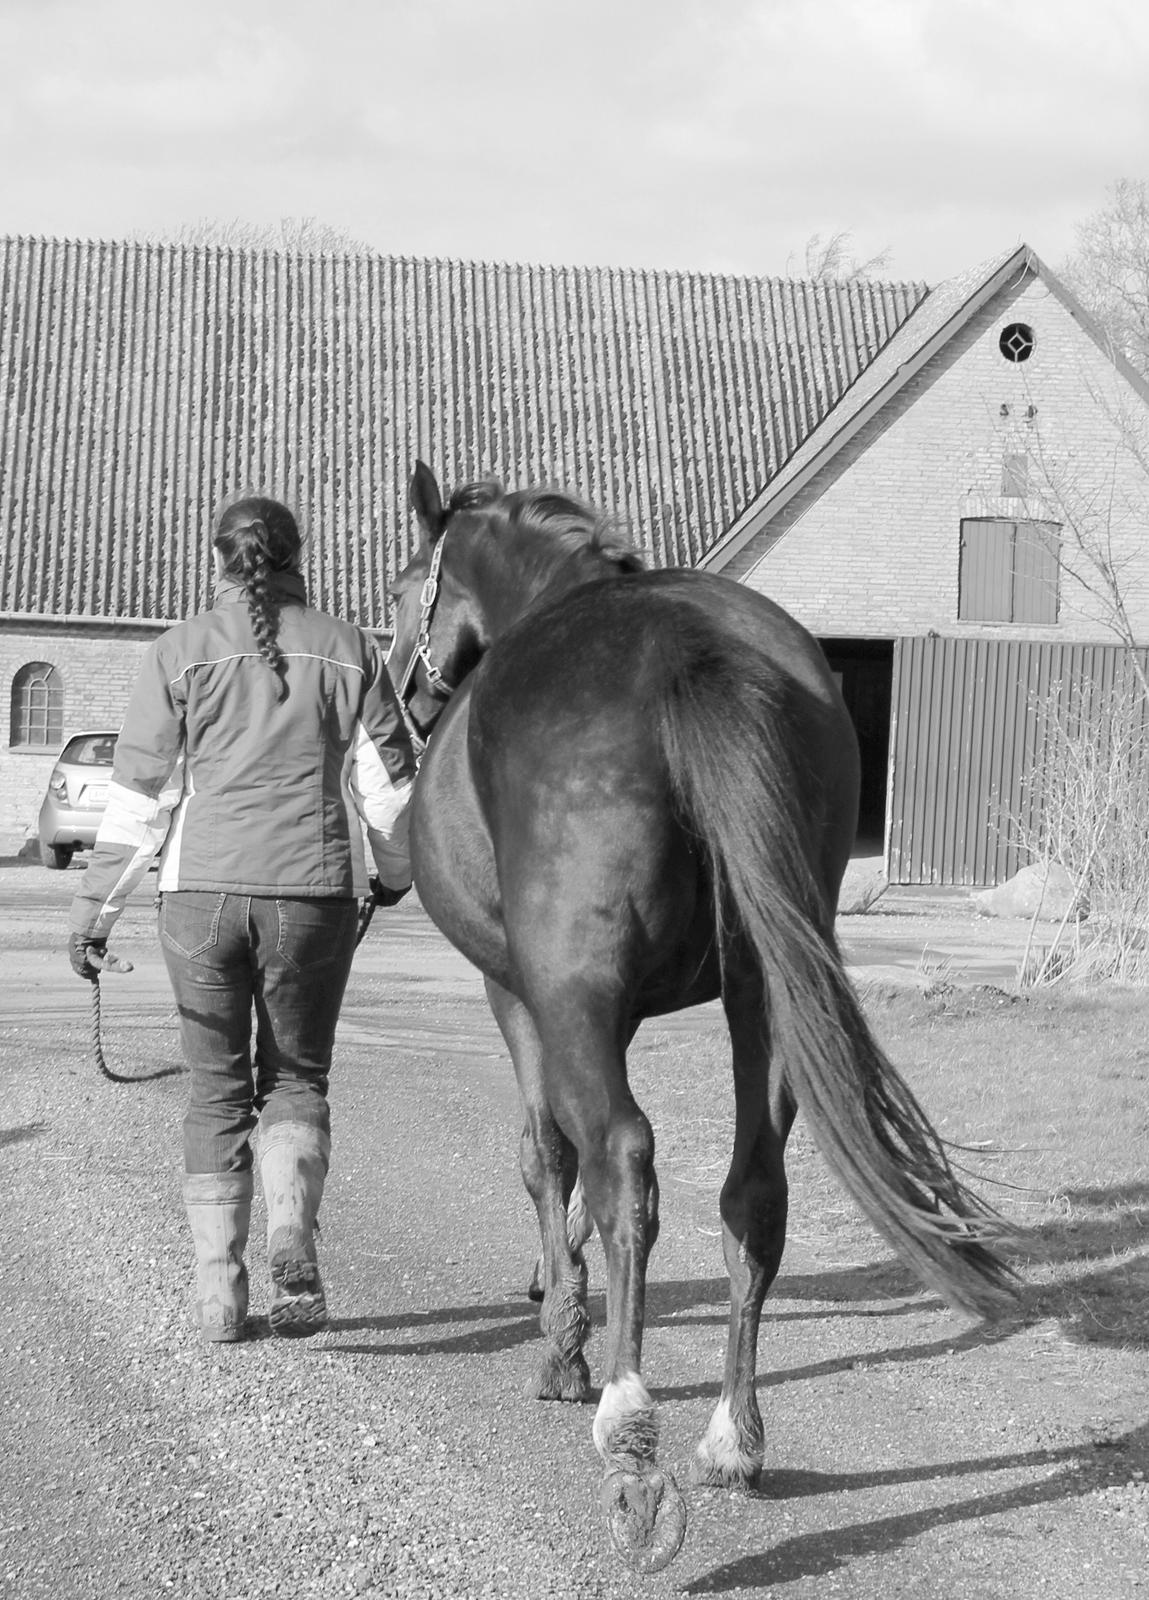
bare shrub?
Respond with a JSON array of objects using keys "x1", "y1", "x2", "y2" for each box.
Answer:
[{"x1": 1014, "y1": 671, "x2": 1149, "y2": 985}]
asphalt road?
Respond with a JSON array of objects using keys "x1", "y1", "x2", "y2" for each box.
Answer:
[{"x1": 3, "y1": 864, "x2": 1143, "y2": 1598}]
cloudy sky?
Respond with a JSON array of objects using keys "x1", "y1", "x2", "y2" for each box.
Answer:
[{"x1": 2, "y1": 0, "x2": 1146, "y2": 284}]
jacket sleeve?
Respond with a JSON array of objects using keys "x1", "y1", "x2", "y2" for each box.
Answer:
[
  {"x1": 69, "y1": 636, "x2": 187, "y2": 940},
  {"x1": 347, "y1": 640, "x2": 417, "y2": 890}
]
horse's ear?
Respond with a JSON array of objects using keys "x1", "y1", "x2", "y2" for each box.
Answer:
[{"x1": 411, "y1": 460, "x2": 447, "y2": 546}]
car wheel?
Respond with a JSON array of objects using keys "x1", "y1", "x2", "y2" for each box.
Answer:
[{"x1": 40, "y1": 840, "x2": 74, "y2": 870}]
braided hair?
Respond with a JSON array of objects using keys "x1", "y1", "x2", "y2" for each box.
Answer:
[{"x1": 213, "y1": 497, "x2": 302, "y2": 698}]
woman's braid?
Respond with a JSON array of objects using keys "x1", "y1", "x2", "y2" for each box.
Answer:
[
  {"x1": 213, "y1": 497, "x2": 303, "y2": 700},
  {"x1": 238, "y1": 526, "x2": 287, "y2": 689}
]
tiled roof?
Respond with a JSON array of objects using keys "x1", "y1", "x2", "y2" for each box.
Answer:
[{"x1": 0, "y1": 235, "x2": 927, "y2": 627}]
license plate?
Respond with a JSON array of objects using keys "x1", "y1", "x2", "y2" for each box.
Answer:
[{"x1": 83, "y1": 785, "x2": 109, "y2": 806}]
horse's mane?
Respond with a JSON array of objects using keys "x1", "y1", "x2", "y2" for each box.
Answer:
[{"x1": 445, "y1": 481, "x2": 645, "y2": 590}]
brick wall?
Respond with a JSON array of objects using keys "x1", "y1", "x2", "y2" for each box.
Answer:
[
  {"x1": 737, "y1": 278, "x2": 1149, "y2": 644},
  {"x1": 0, "y1": 624, "x2": 157, "y2": 839}
]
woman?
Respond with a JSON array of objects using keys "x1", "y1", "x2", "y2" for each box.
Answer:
[{"x1": 68, "y1": 496, "x2": 416, "y2": 1343}]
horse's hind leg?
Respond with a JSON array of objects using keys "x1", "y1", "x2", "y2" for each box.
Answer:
[
  {"x1": 694, "y1": 956, "x2": 796, "y2": 1488},
  {"x1": 529, "y1": 1004, "x2": 685, "y2": 1571},
  {"x1": 484, "y1": 977, "x2": 592, "y2": 1401},
  {"x1": 527, "y1": 1171, "x2": 593, "y2": 1302}
]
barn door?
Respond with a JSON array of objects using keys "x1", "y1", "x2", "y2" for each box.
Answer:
[
  {"x1": 888, "y1": 636, "x2": 1031, "y2": 886},
  {"x1": 887, "y1": 636, "x2": 1146, "y2": 886}
]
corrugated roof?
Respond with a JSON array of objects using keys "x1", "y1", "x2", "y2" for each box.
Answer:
[{"x1": 0, "y1": 235, "x2": 927, "y2": 626}]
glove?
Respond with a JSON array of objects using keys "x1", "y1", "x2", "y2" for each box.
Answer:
[
  {"x1": 369, "y1": 876, "x2": 411, "y2": 909},
  {"x1": 69, "y1": 933, "x2": 107, "y2": 981},
  {"x1": 68, "y1": 935, "x2": 134, "y2": 979}
]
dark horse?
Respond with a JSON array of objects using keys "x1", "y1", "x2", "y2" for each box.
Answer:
[{"x1": 387, "y1": 464, "x2": 1014, "y2": 1571}]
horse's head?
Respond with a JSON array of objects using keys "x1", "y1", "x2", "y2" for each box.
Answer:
[
  {"x1": 386, "y1": 461, "x2": 496, "y2": 747},
  {"x1": 387, "y1": 461, "x2": 644, "y2": 748}
]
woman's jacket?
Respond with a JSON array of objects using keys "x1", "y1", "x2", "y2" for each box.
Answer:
[{"x1": 70, "y1": 574, "x2": 416, "y2": 940}]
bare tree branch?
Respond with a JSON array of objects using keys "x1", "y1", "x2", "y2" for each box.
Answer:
[
  {"x1": 1059, "y1": 179, "x2": 1149, "y2": 378},
  {"x1": 132, "y1": 216, "x2": 379, "y2": 255},
  {"x1": 788, "y1": 230, "x2": 893, "y2": 281},
  {"x1": 1016, "y1": 363, "x2": 1149, "y2": 699}
]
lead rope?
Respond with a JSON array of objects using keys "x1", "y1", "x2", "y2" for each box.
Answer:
[
  {"x1": 89, "y1": 952, "x2": 181, "y2": 1085},
  {"x1": 90, "y1": 973, "x2": 137, "y2": 1083},
  {"x1": 355, "y1": 896, "x2": 377, "y2": 947}
]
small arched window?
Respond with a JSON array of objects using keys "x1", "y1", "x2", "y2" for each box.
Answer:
[{"x1": 10, "y1": 662, "x2": 64, "y2": 748}]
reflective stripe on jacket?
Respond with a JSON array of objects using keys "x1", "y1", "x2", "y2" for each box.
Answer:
[{"x1": 69, "y1": 574, "x2": 416, "y2": 939}]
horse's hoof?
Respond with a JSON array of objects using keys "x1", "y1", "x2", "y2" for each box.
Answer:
[
  {"x1": 526, "y1": 1350, "x2": 591, "y2": 1402},
  {"x1": 690, "y1": 1452, "x2": 761, "y2": 1491},
  {"x1": 692, "y1": 1398, "x2": 764, "y2": 1489},
  {"x1": 600, "y1": 1464, "x2": 687, "y2": 1573}
]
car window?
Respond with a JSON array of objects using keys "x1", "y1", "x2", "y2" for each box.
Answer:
[{"x1": 61, "y1": 734, "x2": 118, "y2": 766}]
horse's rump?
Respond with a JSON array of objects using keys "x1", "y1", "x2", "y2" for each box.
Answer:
[{"x1": 463, "y1": 571, "x2": 845, "y2": 1012}]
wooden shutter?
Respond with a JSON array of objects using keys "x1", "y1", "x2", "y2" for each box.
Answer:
[
  {"x1": 1012, "y1": 521, "x2": 1059, "y2": 623},
  {"x1": 959, "y1": 518, "x2": 1059, "y2": 623},
  {"x1": 959, "y1": 520, "x2": 1012, "y2": 621}
]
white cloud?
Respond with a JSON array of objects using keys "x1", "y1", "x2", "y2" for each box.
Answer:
[
  {"x1": 16, "y1": 17, "x2": 305, "y2": 143},
  {"x1": 0, "y1": 0, "x2": 1146, "y2": 278}
]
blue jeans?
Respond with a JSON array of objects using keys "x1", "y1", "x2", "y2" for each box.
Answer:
[{"x1": 159, "y1": 892, "x2": 359, "y2": 1176}]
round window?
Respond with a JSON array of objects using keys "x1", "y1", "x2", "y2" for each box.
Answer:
[{"x1": 999, "y1": 323, "x2": 1035, "y2": 363}]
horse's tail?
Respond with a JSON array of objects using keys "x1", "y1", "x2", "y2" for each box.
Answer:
[{"x1": 656, "y1": 641, "x2": 1016, "y2": 1319}]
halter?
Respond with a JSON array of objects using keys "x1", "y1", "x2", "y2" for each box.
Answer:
[{"x1": 389, "y1": 530, "x2": 454, "y2": 752}]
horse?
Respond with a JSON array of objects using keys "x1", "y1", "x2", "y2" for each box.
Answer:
[{"x1": 386, "y1": 462, "x2": 1015, "y2": 1571}]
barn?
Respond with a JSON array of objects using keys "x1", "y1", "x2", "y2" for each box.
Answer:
[
  {"x1": 3, "y1": 235, "x2": 1147, "y2": 882},
  {"x1": 700, "y1": 247, "x2": 1149, "y2": 882}
]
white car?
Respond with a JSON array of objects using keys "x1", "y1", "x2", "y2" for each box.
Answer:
[{"x1": 36, "y1": 731, "x2": 118, "y2": 869}]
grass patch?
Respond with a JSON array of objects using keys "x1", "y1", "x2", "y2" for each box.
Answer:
[
  {"x1": 634, "y1": 984, "x2": 1149, "y2": 1347},
  {"x1": 865, "y1": 983, "x2": 1149, "y2": 1345}
]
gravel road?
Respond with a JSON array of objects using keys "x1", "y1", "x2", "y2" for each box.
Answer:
[{"x1": 2, "y1": 866, "x2": 1146, "y2": 1598}]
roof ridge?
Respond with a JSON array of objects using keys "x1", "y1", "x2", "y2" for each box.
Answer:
[{"x1": 0, "y1": 231, "x2": 931, "y2": 295}]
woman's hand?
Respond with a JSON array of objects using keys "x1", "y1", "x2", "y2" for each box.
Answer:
[{"x1": 369, "y1": 877, "x2": 411, "y2": 908}]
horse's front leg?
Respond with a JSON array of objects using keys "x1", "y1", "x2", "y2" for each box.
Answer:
[
  {"x1": 484, "y1": 977, "x2": 592, "y2": 1401},
  {"x1": 694, "y1": 962, "x2": 796, "y2": 1488},
  {"x1": 541, "y1": 1008, "x2": 687, "y2": 1573}
]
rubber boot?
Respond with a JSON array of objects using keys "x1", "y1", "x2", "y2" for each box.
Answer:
[
  {"x1": 258, "y1": 1122, "x2": 330, "y2": 1338},
  {"x1": 182, "y1": 1171, "x2": 253, "y2": 1343}
]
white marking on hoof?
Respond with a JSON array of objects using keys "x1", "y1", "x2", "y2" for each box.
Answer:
[
  {"x1": 593, "y1": 1371, "x2": 657, "y2": 1465},
  {"x1": 693, "y1": 1396, "x2": 762, "y2": 1484}
]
